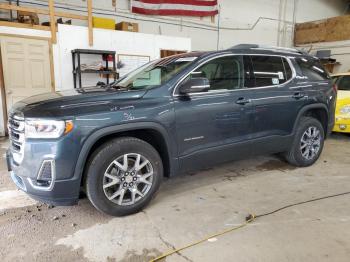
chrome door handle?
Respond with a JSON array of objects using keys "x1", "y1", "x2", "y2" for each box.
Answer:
[
  {"x1": 292, "y1": 92, "x2": 305, "y2": 99},
  {"x1": 236, "y1": 97, "x2": 251, "y2": 105}
]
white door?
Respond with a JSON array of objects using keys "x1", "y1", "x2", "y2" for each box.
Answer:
[{"x1": 0, "y1": 36, "x2": 52, "y2": 113}]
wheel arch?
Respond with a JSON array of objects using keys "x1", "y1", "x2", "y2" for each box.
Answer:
[
  {"x1": 293, "y1": 104, "x2": 329, "y2": 135},
  {"x1": 74, "y1": 122, "x2": 177, "y2": 185}
]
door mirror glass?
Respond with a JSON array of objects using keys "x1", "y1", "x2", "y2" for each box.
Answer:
[{"x1": 179, "y1": 77, "x2": 210, "y2": 94}]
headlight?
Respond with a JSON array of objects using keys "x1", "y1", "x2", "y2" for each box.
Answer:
[
  {"x1": 340, "y1": 105, "x2": 350, "y2": 114},
  {"x1": 25, "y1": 119, "x2": 73, "y2": 139}
]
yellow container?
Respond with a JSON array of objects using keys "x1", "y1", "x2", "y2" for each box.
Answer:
[{"x1": 92, "y1": 17, "x2": 115, "y2": 30}]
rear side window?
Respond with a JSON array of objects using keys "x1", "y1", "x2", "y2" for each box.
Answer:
[
  {"x1": 251, "y1": 56, "x2": 293, "y2": 87},
  {"x1": 296, "y1": 58, "x2": 329, "y2": 81}
]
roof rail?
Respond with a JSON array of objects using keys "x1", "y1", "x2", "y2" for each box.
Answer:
[
  {"x1": 228, "y1": 44, "x2": 308, "y2": 55},
  {"x1": 230, "y1": 44, "x2": 259, "y2": 49}
]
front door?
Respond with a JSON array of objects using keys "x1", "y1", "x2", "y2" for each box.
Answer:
[
  {"x1": 0, "y1": 36, "x2": 52, "y2": 113},
  {"x1": 174, "y1": 55, "x2": 254, "y2": 171}
]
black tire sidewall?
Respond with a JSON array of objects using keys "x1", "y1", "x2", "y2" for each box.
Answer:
[
  {"x1": 85, "y1": 138, "x2": 163, "y2": 216},
  {"x1": 292, "y1": 117, "x2": 325, "y2": 167}
]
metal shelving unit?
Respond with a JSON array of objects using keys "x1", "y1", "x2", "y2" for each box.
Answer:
[{"x1": 71, "y1": 49, "x2": 117, "y2": 89}]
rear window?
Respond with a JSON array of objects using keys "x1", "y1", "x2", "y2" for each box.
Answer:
[
  {"x1": 250, "y1": 56, "x2": 293, "y2": 87},
  {"x1": 296, "y1": 58, "x2": 329, "y2": 81}
]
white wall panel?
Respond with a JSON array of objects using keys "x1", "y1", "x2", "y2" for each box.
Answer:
[{"x1": 56, "y1": 24, "x2": 191, "y2": 90}]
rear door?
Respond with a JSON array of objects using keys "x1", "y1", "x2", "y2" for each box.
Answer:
[{"x1": 247, "y1": 55, "x2": 307, "y2": 153}]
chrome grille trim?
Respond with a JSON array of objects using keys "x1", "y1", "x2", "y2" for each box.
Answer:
[{"x1": 8, "y1": 115, "x2": 25, "y2": 164}]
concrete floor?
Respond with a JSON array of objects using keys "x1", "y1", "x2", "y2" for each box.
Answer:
[{"x1": 0, "y1": 134, "x2": 350, "y2": 262}]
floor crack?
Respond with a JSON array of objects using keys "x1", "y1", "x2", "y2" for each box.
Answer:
[{"x1": 142, "y1": 211, "x2": 193, "y2": 262}]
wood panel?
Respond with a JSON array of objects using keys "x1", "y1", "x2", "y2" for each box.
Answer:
[
  {"x1": 326, "y1": 15, "x2": 350, "y2": 42},
  {"x1": 295, "y1": 15, "x2": 350, "y2": 45},
  {"x1": 88, "y1": 0, "x2": 93, "y2": 46},
  {"x1": 295, "y1": 21, "x2": 327, "y2": 44}
]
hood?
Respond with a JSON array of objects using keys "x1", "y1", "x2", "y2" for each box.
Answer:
[{"x1": 10, "y1": 87, "x2": 148, "y2": 118}]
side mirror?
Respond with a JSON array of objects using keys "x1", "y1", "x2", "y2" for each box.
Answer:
[{"x1": 179, "y1": 77, "x2": 210, "y2": 95}]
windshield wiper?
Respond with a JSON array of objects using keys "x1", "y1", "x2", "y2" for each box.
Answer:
[
  {"x1": 97, "y1": 81, "x2": 128, "y2": 90},
  {"x1": 144, "y1": 65, "x2": 169, "y2": 72}
]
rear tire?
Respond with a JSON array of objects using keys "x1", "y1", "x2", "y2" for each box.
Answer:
[
  {"x1": 285, "y1": 117, "x2": 324, "y2": 167},
  {"x1": 85, "y1": 137, "x2": 163, "y2": 216}
]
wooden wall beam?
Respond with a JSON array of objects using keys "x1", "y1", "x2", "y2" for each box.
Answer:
[
  {"x1": 87, "y1": 0, "x2": 93, "y2": 46},
  {"x1": 0, "y1": 3, "x2": 88, "y2": 21},
  {"x1": 48, "y1": 0, "x2": 56, "y2": 44},
  {"x1": 0, "y1": 21, "x2": 50, "y2": 31},
  {"x1": 55, "y1": 11, "x2": 88, "y2": 20},
  {"x1": 0, "y1": 3, "x2": 48, "y2": 15}
]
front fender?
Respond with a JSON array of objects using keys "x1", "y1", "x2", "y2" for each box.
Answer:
[{"x1": 72, "y1": 122, "x2": 178, "y2": 182}]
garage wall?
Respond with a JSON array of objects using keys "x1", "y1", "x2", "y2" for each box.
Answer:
[
  {"x1": 55, "y1": 24, "x2": 191, "y2": 90},
  {"x1": 0, "y1": 24, "x2": 190, "y2": 135},
  {"x1": 0, "y1": 0, "x2": 347, "y2": 51},
  {"x1": 298, "y1": 40, "x2": 350, "y2": 73}
]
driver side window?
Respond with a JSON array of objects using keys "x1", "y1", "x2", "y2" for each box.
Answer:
[{"x1": 189, "y1": 55, "x2": 244, "y2": 91}]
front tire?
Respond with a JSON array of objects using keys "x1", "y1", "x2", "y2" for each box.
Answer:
[
  {"x1": 285, "y1": 117, "x2": 325, "y2": 167},
  {"x1": 85, "y1": 137, "x2": 163, "y2": 216}
]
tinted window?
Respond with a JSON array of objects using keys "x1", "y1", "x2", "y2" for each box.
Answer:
[
  {"x1": 117, "y1": 56, "x2": 196, "y2": 90},
  {"x1": 251, "y1": 56, "x2": 291, "y2": 87},
  {"x1": 335, "y1": 75, "x2": 350, "y2": 91},
  {"x1": 190, "y1": 56, "x2": 244, "y2": 91},
  {"x1": 283, "y1": 58, "x2": 293, "y2": 80},
  {"x1": 296, "y1": 58, "x2": 329, "y2": 81}
]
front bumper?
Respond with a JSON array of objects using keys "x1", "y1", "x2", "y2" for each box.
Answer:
[
  {"x1": 6, "y1": 149, "x2": 80, "y2": 206},
  {"x1": 333, "y1": 116, "x2": 350, "y2": 133}
]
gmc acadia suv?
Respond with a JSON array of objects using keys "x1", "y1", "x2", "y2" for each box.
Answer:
[{"x1": 7, "y1": 44, "x2": 336, "y2": 216}]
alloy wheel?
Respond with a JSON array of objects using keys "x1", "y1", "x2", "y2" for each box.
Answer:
[
  {"x1": 300, "y1": 126, "x2": 321, "y2": 160},
  {"x1": 102, "y1": 153, "x2": 154, "y2": 206}
]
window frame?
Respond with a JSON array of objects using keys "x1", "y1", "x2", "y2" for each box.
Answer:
[
  {"x1": 190, "y1": 55, "x2": 244, "y2": 91},
  {"x1": 173, "y1": 53, "x2": 296, "y2": 97}
]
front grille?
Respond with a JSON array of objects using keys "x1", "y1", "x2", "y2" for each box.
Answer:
[{"x1": 8, "y1": 115, "x2": 25, "y2": 164}]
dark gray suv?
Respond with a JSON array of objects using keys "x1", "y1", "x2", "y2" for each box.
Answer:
[{"x1": 7, "y1": 44, "x2": 336, "y2": 216}]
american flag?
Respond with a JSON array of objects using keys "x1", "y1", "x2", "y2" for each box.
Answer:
[{"x1": 131, "y1": 0, "x2": 219, "y2": 17}]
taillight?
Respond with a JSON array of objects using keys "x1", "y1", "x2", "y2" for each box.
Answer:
[{"x1": 332, "y1": 84, "x2": 338, "y2": 93}]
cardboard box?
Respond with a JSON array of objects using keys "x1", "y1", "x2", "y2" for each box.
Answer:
[
  {"x1": 115, "y1": 22, "x2": 139, "y2": 32},
  {"x1": 93, "y1": 17, "x2": 115, "y2": 30}
]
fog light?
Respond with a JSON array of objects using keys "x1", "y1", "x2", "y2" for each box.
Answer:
[
  {"x1": 27, "y1": 159, "x2": 55, "y2": 191},
  {"x1": 339, "y1": 124, "x2": 347, "y2": 130}
]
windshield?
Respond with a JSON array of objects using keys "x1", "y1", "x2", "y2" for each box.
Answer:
[
  {"x1": 333, "y1": 75, "x2": 350, "y2": 91},
  {"x1": 115, "y1": 56, "x2": 198, "y2": 90}
]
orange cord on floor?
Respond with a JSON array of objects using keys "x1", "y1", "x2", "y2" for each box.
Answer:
[
  {"x1": 150, "y1": 214, "x2": 256, "y2": 262},
  {"x1": 150, "y1": 191, "x2": 350, "y2": 262}
]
